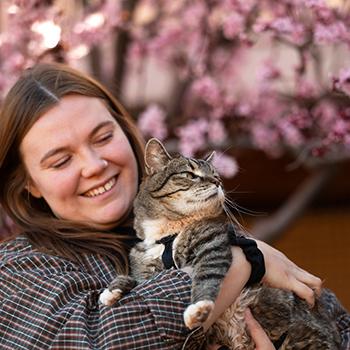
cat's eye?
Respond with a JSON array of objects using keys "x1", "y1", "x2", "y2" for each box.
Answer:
[{"x1": 177, "y1": 171, "x2": 201, "y2": 180}]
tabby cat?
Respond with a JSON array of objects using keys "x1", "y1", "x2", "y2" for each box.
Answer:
[{"x1": 100, "y1": 138, "x2": 341, "y2": 350}]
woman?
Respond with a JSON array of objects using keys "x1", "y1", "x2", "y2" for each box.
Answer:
[{"x1": 0, "y1": 63, "x2": 348, "y2": 350}]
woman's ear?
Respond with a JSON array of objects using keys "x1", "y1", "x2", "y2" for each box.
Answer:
[{"x1": 25, "y1": 180, "x2": 42, "y2": 198}]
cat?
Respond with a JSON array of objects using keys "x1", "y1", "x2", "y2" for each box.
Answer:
[{"x1": 100, "y1": 138, "x2": 341, "y2": 350}]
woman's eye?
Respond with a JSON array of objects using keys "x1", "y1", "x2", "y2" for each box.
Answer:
[
  {"x1": 95, "y1": 132, "x2": 113, "y2": 144},
  {"x1": 51, "y1": 156, "x2": 71, "y2": 169}
]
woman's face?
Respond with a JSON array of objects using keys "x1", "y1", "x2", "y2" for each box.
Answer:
[{"x1": 20, "y1": 94, "x2": 139, "y2": 229}]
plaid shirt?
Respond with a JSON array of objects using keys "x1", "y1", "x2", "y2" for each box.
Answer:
[
  {"x1": 0, "y1": 236, "x2": 204, "y2": 350},
  {"x1": 0, "y1": 237, "x2": 349, "y2": 350}
]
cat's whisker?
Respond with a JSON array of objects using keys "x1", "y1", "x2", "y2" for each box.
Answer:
[
  {"x1": 223, "y1": 203, "x2": 246, "y2": 234},
  {"x1": 224, "y1": 198, "x2": 264, "y2": 217},
  {"x1": 233, "y1": 203, "x2": 265, "y2": 217},
  {"x1": 224, "y1": 197, "x2": 246, "y2": 220},
  {"x1": 223, "y1": 206, "x2": 235, "y2": 227}
]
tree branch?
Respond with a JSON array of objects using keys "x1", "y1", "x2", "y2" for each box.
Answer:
[
  {"x1": 250, "y1": 164, "x2": 338, "y2": 242},
  {"x1": 110, "y1": 0, "x2": 139, "y2": 96},
  {"x1": 88, "y1": 45, "x2": 103, "y2": 82}
]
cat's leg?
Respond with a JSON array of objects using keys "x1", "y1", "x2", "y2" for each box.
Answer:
[
  {"x1": 184, "y1": 235, "x2": 232, "y2": 329},
  {"x1": 184, "y1": 300, "x2": 215, "y2": 330},
  {"x1": 99, "y1": 275, "x2": 136, "y2": 306}
]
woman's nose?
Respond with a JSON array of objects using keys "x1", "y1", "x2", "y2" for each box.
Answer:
[{"x1": 81, "y1": 151, "x2": 108, "y2": 178}]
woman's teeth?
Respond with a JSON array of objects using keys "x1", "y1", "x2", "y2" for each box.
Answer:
[{"x1": 84, "y1": 177, "x2": 116, "y2": 197}]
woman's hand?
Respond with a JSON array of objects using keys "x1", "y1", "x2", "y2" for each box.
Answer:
[
  {"x1": 245, "y1": 308, "x2": 275, "y2": 350},
  {"x1": 207, "y1": 308, "x2": 276, "y2": 350},
  {"x1": 256, "y1": 239, "x2": 322, "y2": 307}
]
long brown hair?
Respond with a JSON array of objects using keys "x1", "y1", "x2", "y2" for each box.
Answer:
[{"x1": 0, "y1": 63, "x2": 145, "y2": 274}]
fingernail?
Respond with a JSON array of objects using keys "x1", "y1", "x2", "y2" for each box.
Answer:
[{"x1": 218, "y1": 346, "x2": 230, "y2": 350}]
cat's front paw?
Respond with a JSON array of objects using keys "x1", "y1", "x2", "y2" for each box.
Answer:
[
  {"x1": 184, "y1": 300, "x2": 214, "y2": 329},
  {"x1": 99, "y1": 288, "x2": 123, "y2": 306}
]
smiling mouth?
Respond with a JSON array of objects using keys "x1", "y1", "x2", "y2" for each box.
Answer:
[{"x1": 83, "y1": 176, "x2": 117, "y2": 198}]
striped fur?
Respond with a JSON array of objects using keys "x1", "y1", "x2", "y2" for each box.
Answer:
[{"x1": 102, "y1": 139, "x2": 341, "y2": 349}]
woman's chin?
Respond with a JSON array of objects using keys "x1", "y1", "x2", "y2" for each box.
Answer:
[{"x1": 90, "y1": 204, "x2": 131, "y2": 229}]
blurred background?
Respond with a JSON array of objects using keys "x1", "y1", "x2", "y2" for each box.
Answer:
[{"x1": 0, "y1": 0, "x2": 349, "y2": 309}]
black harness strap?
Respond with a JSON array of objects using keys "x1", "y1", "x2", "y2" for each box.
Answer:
[{"x1": 156, "y1": 235, "x2": 177, "y2": 269}]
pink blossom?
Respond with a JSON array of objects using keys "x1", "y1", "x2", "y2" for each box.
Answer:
[
  {"x1": 222, "y1": 13, "x2": 244, "y2": 40},
  {"x1": 191, "y1": 76, "x2": 221, "y2": 107},
  {"x1": 267, "y1": 17, "x2": 306, "y2": 45},
  {"x1": 314, "y1": 22, "x2": 348, "y2": 44},
  {"x1": 329, "y1": 119, "x2": 349, "y2": 143},
  {"x1": 278, "y1": 120, "x2": 304, "y2": 147},
  {"x1": 270, "y1": 17, "x2": 295, "y2": 34},
  {"x1": 257, "y1": 61, "x2": 281, "y2": 83},
  {"x1": 304, "y1": 0, "x2": 326, "y2": 6},
  {"x1": 288, "y1": 108, "x2": 312, "y2": 129},
  {"x1": 208, "y1": 120, "x2": 227, "y2": 144},
  {"x1": 211, "y1": 153, "x2": 239, "y2": 178},
  {"x1": 333, "y1": 68, "x2": 350, "y2": 97},
  {"x1": 253, "y1": 94, "x2": 285, "y2": 124},
  {"x1": 183, "y1": 3, "x2": 207, "y2": 28},
  {"x1": 138, "y1": 104, "x2": 168, "y2": 140},
  {"x1": 236, "y1": 102, "x2": 254, "y2": 117},
  {"x1": 176, "y1": 119, "x2": 208, "y2": 157},
  {"x1": 296, "y1": 78, "x2": 318, "y2": 99},
  {"x1": 290, "y1": 23, "x2": 307, "y2": 45},
  {"x1": 127, "y1": 42, "x2": 148, "y2": 62},
  {"x1": 147, "y1": 25, "x2": 182, "y2": 54},
  {"x1": 251, "y1": 125, "x2": 282, "y2": 156},
  {"x1": 309, "y1": 2, "x2": 333, "y2": 22},
  {"x1": 312, "y1": 102, "x2": 338, "y2": 129}
]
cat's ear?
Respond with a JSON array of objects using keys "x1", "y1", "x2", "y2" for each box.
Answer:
[
  {"x1": 144, "y1": 138, "x2": 172, "y2": 175},
  {"x1": 204, "y1": 151, "x2": 215, "y2": 163}
]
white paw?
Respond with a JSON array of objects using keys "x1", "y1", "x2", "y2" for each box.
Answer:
[
  {"x1": 99, "y1": 288, "x2": 123, "y2": 306},
  {"x1": 184, "y1": 300, "x2": 214, "y2": 329}
]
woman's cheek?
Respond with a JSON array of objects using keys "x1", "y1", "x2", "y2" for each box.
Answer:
[{"x1": 46, "y1": 168, "x2": 80, "y2": 198}]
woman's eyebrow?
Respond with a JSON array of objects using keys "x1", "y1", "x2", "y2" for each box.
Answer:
[{"x1": 39, "y1": 121, "x2": 115, "y2": 165}]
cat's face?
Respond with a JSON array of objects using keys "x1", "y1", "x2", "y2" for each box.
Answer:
[{"x1": 138, "y1": 139, "x2": 225, "y2": 220}]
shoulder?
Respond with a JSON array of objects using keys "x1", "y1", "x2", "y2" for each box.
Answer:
[
  {"x1": 0, "y1": 235, "x2": 35, "y2": 263},
  {"x1": 0, "y1": 235, "x2": 81, "y2": 274},
  {"x1": 0, "y1": 235, "x2": 118, "y2": 282}
]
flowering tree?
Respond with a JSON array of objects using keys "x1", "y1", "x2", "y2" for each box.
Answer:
[{"x1": 1, "y1": 0, "x2": 350, "y2": 240}]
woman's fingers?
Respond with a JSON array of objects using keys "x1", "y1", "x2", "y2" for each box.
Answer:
[
  {"x1": 245, "y1": 308, "x2": 275, "y2": 350},
  {"x1": 287, "y1": 266, "x2": 322, "y2": 306},
  {"x1": 294, "y1": 267, "x2": 322, "y2": 295},
  {"x1": 290, "y1": 278, "x2": 317, "y2": 307},
  {"x1": 256, "y1": 240, "x2": 323, "y2": 302}
]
